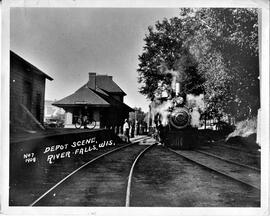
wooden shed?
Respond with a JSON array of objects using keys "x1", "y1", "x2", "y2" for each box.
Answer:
[{"x1": 10, "y1": 51, "x2": 53, "y2": 132}]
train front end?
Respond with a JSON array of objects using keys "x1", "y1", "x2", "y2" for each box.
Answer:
[
  {"x1": 166, "y1": 105, "x2": 198, "y2": 150},
  {"x1": 151, "y1": 79, "x2": 202, "y2": 150}
]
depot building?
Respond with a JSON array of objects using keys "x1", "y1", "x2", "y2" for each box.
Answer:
[{"x1": 53, "y1": 73, "x2": 133, "y2": 128}]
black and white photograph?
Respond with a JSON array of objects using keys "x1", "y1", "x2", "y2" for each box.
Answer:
[{"x1": 1, "y1": 0, "x2": 269, "y2": 215}]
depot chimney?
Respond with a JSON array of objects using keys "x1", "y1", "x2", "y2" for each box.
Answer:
[{"x1": 88, "y1": 72, "x2": 96, "y2": 90}]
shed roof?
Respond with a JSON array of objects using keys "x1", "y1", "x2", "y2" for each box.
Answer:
[{"x1": 10, "y1": 50, "x2": 53, "y2": 81}]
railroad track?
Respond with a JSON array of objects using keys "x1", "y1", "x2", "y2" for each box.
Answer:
[
  {"x1": 31, "y1": 136, "x2": 156, "y2": 206},
  {"x1": 199, "y1": 143, "x2": 261, "y2": 169},
  {"x1": 195, "y1": 149, "x2": 260, "y2": 171},
  {"x1": 168, "y1": 147, "x2": 260, "y2": 191},
  {"x1": 216, "y1": 143, "x2": 260, "y2": 157},
  {"x1": 202, "y1": 141, "x2": 260, "y2": 158},
  {"x1": 128, "y1": 144, "x2": 260, "y2": 207},
  {"x1": 27, "y1": 136, "x2": 260, "y2": 207}
]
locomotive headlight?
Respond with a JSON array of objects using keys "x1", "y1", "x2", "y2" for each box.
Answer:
[{"x1": 169, "y1": 107, "x2": 190, "y2": 129}]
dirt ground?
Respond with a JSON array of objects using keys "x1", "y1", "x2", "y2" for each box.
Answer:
[{"x1": 131, "y1": 145, "x2": 260, "y2": 207}]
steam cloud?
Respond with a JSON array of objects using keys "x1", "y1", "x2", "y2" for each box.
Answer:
[
  {"x1": 151, "y1": 65, "x2": 205, "y2": 128},
  {"x1": 151, "y1": 100, "x2": 173, "y2": 126},
  {"x1": 226, "y1": 117, "x2": 257, "y2": 141},
  {"x1": 186, "y1": 94, "x2": 205, "y2": 128}
]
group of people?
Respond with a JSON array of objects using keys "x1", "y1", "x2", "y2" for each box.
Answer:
[{"x1": 123, "y1": 118, "x2": 166, "y2": 146}]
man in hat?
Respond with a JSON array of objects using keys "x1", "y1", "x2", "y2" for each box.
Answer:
[{"x1": 123, "y1": 119, "x2": 130, "y2": 143}]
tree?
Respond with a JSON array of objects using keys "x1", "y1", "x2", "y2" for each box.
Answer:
[
  {"x1": 137, "y1": 8, "x2": 259, "y2": 121},
  {"x1": 129, "y1": 107, "x2": 146, "y2": 125},
  {"x1": 137, "y1": 17, "x2": 205, "y2": 100},
  {"x1": 186, "y1": 8, "x2": 259, "y2": 120}
]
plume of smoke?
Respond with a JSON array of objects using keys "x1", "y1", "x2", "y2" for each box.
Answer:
[
  {"x1": 155, "y1": 63, "x2": 205, "y2": 128},
  {"x1": 168, "y1": 70, "x2": 178, "y2": 92},
  {"x1": 190, "y1": 107, "x2": 201, "y2": 127},
  {"x1": 155, "y1": 81, "x2": 170, "y2": 98},
  {"x1": 157, "y1": 63, "x2": 180, "y2": 92},
  {"x1": 186, "y1": 94, "x2": 205, "y2": 111},
  {"x1": 186, "y1": 94, "x2": 205, "y2": 128},
  {"x1": 226, "y1": 117, "x2": 257, "y2": 141},
  {"x1": 152, "y1": 100, "x2": 173, "y2": 126}
]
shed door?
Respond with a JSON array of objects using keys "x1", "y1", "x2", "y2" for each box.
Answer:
[
  {"x1": 36, "y1": 93, "x2": 41, "y2": 122},
  {"x1": 22, "y1": 81, "x2": 32, "y2": 111}
]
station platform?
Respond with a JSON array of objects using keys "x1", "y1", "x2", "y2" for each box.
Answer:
[{"x1": 10, "y1": 127, "x2": 146, "y2": 144}]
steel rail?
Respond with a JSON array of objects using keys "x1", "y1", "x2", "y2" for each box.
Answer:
[
  {"x1": 195, "y1": 150, "x2": 260, "y2": 172},
  {"x1": 217, "y1": 143, "x2": 260, "y2": 157},
  {"x1": 30, "y1": 137, "x2": 151, "y2": 206},
  {"x1": 168, "y1": 148, "x2": 260, "y2": 191},
  {"x1": 125, "y1": 143, "x2": 157, "y2": 207}
]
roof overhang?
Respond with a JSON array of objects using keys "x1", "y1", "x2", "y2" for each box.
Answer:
[
  {"x1": 52, "y1": 104, "x2": 111, "y2": 108},
  {"x1": 10, "y1": 50, "x2": 53, "y2": 81}
]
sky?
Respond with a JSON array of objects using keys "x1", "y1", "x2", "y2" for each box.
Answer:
[{"x1": 10, "y1": 7, "x2": 180, "y2": 112}]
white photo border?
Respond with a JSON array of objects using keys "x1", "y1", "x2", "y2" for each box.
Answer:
[{"x1": 1, "y1": 0, "x2": 269, "y2": 215}]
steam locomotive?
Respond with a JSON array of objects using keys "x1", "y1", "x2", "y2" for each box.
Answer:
[{"x1": 150, "y1": 82, "x2": 199, "y2": 150}]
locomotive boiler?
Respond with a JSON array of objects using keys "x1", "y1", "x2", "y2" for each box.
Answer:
[
  {"x1": 150, "y1": 80, "x2": 199, "y2": 150},
  {"x1": 165, "y1": 103, "x2": 198, "y2": 150}
]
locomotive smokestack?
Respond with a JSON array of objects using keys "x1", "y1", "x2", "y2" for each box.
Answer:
[{"x1": 175, "y1": 82, "x2": 180, "y2": 96}]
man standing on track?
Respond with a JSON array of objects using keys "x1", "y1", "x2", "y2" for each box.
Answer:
[{"x1": 123, "y1": 119, "x2": 130, "y2": 143}]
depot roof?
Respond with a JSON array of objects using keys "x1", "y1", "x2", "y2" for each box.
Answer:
[
  {"x1": 52, "y1": 85, "x2": 110, "y2": 107},
  {"x1": 53, "y1": 73, "x2": 133, "y2": 111}
]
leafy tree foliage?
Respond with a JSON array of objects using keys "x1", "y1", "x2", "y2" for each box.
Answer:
[
  {"x1": 137, "y1": 18, "x2": 205, "y2": 100},
  {"x1": 137, "y1": 8, "x2": 259, "y2": 121},
  {"x1": 129, "y1": 107, "x2": 146, "y2": 125},
  {"x1": 192, "y1": 8, "x2": 259, "y2": 120}
]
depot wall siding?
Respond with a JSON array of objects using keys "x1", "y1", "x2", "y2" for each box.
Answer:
[
  {"x1": 65, "y1": 109, "x2": 73, "y2": 125},
  {"x1": 10, "y1": 54, "x2": 46, "y2": 127}
]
